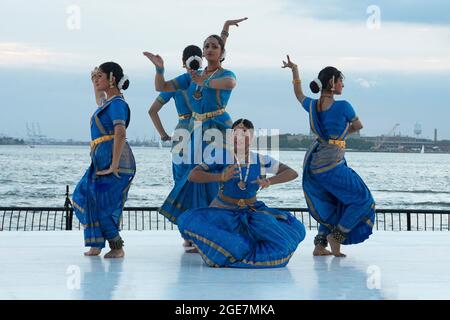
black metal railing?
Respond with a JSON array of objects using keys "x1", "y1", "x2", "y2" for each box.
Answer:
[
  {"x1": 2, "y1": 207, "x2": 450, "y2": 232},
  {"x1": 1, "y1": 186, "x2": 449, "y2": 232}
]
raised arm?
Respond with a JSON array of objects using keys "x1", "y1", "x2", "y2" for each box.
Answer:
[
  {"x1": 143, "y1": 51, "x2": 176, "y2": 92},
  {"x1": 282, "y1": 55, "x2": 306, "y2": 104},
  {"x1": 148, "y1": 99, "x2": 171, "y2": 141},
  {"x1": 220, "y1": 17, "x2": 248, "y2": 46}
]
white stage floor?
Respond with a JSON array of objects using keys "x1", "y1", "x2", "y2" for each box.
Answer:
[{"x1": 1, "y1": 231, "x2": 450, "y2": 300}]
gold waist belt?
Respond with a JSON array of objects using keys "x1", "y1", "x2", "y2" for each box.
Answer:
[
  {"x1": 328, "y1": 139, "x2": 346, "y2": 149},
  {"x1": 178, "y1": 113, "x2": 192, "y2": 120},
  {"x1": 90, "y1": 135, "x2": 114, "y2": 149},
  {"x1": 218, "y1": 192, "x2": 257, "y2": 208},
  {"x1": 192, "y1": 108, "x2": 225, "y2": 121}
]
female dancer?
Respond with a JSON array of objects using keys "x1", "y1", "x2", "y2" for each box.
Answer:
[
  {"x1": 177, "y1": 119, "x2": 306, "y2": 268},
  {"x1": 144, "y1": 33, "x2": 240, "y2": 225},
  {"x1": 148, "y1": 45, "x2": 202, "y2": 183},
  {"x1": 282, "y1": 55, "x2": 375, "y2": 257},
  {"x1": 147, "y1": 18, "x2": 247, "y2": 183},
  {"x1": 72, "y1": 62, "x2": 135, "y2": 259},
  {"x1": 144, "y1": 19, "x2": 246, "y2": 252}
]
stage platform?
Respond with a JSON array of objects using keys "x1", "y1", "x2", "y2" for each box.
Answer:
[{"x1": 1, "y1": 231, "x2": 449, "y2": 300}]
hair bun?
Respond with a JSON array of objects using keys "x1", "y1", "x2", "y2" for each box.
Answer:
[
  {"x1": 310, "y1": 81, "x2": 320, "y2": 94},
  {"x1": 121, "y1": 79, "x2": 130, "y2": 90},
  {"x1": 182, "y1": 45, "x2": 203, "y2": 70},
  {"x1": 190, "y1": 60, "x2": 200, "y2": 70},
  {"x1": 186, "y1": 55, "x2": 202, "y2": 70},
  {"x1": 310, "y1": 78, "x2": 322, "y2": 94}
]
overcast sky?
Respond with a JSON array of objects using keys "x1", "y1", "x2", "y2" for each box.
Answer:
[{"x1": 1, "y1": 0, "x2": 449, "y2": 140}]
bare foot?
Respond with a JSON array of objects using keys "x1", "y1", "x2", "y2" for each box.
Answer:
[
  {"x1": 185, "y1": 247, "x2": 199, "y2": 254},
  {"x1": 183, "y1": 239, "x2": 193, "y2": 247},
  {"x1": 327, "y1": 234, "x2": 346, "y2": 257},
  {"x1": 104, "y1": 249, "x2": 125, "y2": 259},
  {"x1": 183, "y1": 240, "x2": 198, "y2": 253},
  {"x1": 84, "y1": 247, "x2": 102, "y2": 256},
  {"x1": 313, "y1": 245, "x2": 333, "y2": 256}
]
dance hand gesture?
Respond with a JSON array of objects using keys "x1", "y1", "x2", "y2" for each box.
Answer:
[
  {"x1": 189, "y1": 69, "x2": 205, "y2": 86},
  {"x1": 90, "y1": 67, "x2": 100, "y2": 82},
  {"x1": 221, "y1": 164, "x2": 240, "y2": 182},
  {"x1": 224, "y1": 17, "x2": 248, "y2": 28},
  {"x1": 282, "y1": 55, "x2": 297, "y2": 70},
  {"x1": 161, "y1": 134, "x2": 171, "y2": 142},
  {"x1": 251, "y1": 177, "x2": 271, "y2": 190},
  {"x1": 97, "y1": 166, "x2": 121, "y2": 179},
  {"x1": 143, "y1": 51, "x2": 164, "y2": 69}
]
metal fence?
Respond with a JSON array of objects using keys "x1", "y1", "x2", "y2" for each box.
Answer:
[
  {"x1": 1, "y1": 207, "x2": 449, "y2": 232},
  {"x1": 1, "y1": 186, "x2": 449, "y2": 231}
]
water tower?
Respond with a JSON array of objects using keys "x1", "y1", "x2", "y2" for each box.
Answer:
[{"x1": 414, "y1": 123, "x2": 422, "y2": 138}]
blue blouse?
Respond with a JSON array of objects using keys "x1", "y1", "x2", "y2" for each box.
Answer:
[
  {"x1": 200, "y1": 150, "x2": 280, "y2": 200},
  {"x1": 156, "y1": 90, "x2": 193, "y2": 116},
  {"x1": 90, "y1": 97, "x2": 130, "y2": 140},
  {"x1": 169, "y1": 69, "x2": 236, "y2": 114},
  {"x1": 301, "y1": 97, "x2": 357, "y2": 139}
]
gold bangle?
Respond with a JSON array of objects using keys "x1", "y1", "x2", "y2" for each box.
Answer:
[{"x1": 292, "y1": 79, "x2": 301, "y2": 84}]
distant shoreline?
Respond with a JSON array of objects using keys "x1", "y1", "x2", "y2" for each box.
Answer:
[{"x1": 1, "y1": 143, "x2": 450, "y2": 154}]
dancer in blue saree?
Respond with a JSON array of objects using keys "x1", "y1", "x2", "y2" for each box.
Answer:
[
  {"x1": 144, "y1": 21, "x2": 247, "y2": 250},
  {"x1": 283, "y1": 56, "x2": 375, "y2": 257},
  {"x1": 177, "y1": 119, "x2": 306, "y2": 267},
  {"x1": 144, "y1": 18, "x2": 247, "y2": 252},
  {"x1": 72, "y1": 62, "x2": 135, "y2": 258},
  {"x1": 146, "y1": 18, "x2": 246, "y2": 183},
  {"x1": 148, "y1": 45, "x2": 202, "y2": 183}
]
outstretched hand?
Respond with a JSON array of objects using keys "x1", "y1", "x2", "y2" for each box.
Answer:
[
  {"x1": 225, "y1": 17, "x2": 248, "y2": 27},
  {"x1": 143, "y1": 51, "x2": 164, "y2": 69},
  {"x1": 282, "y1": 55, "x2": 297, "y2": 70}
]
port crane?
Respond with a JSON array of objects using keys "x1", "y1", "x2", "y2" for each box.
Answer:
[{"x1": 372, "y1": 123, "x2": 400, "y2": 151}]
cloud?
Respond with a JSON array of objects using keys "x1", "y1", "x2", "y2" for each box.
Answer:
[
  {"x1": 356, "y1": 78, "x2": 376, "y2": 89},
  {"x1": 0, "y1": 42, "x2": 85, "y2": 70},
  {"x1": 0, "y1": 43, "x2": 52, "y2": 65},
  {"x1": 0, "y1": 0, "x2": 449, "y2": 74}
]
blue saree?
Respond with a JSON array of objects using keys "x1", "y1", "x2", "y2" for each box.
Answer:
[
  {"x1": 156, "y1": 90, "x2": 193, "y2": 183},
  {"x1": 301, "y1": 97, "x2": 375, "y2": 245},
  {"x1": 178, "y1": 150, "x2": 306, "y2": 268},
  {"x1": 72, "y1": 96, "x2": 136, "y2": 248},
  {"x1": 159, "y1": 68, "x2": 236, "y2": 224}
]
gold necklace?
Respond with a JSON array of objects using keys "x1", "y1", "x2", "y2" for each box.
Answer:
[{"x1": 234, "y1": 153, "x2": 251, "y2": 190}]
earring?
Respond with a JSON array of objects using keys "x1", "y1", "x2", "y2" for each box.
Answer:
[
  {"x1": 330, "y1": 75, "x2": 335, "y2": 92},
  {"x1": 109, "y1": 72, "x2": 115, "y2": 88}
]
